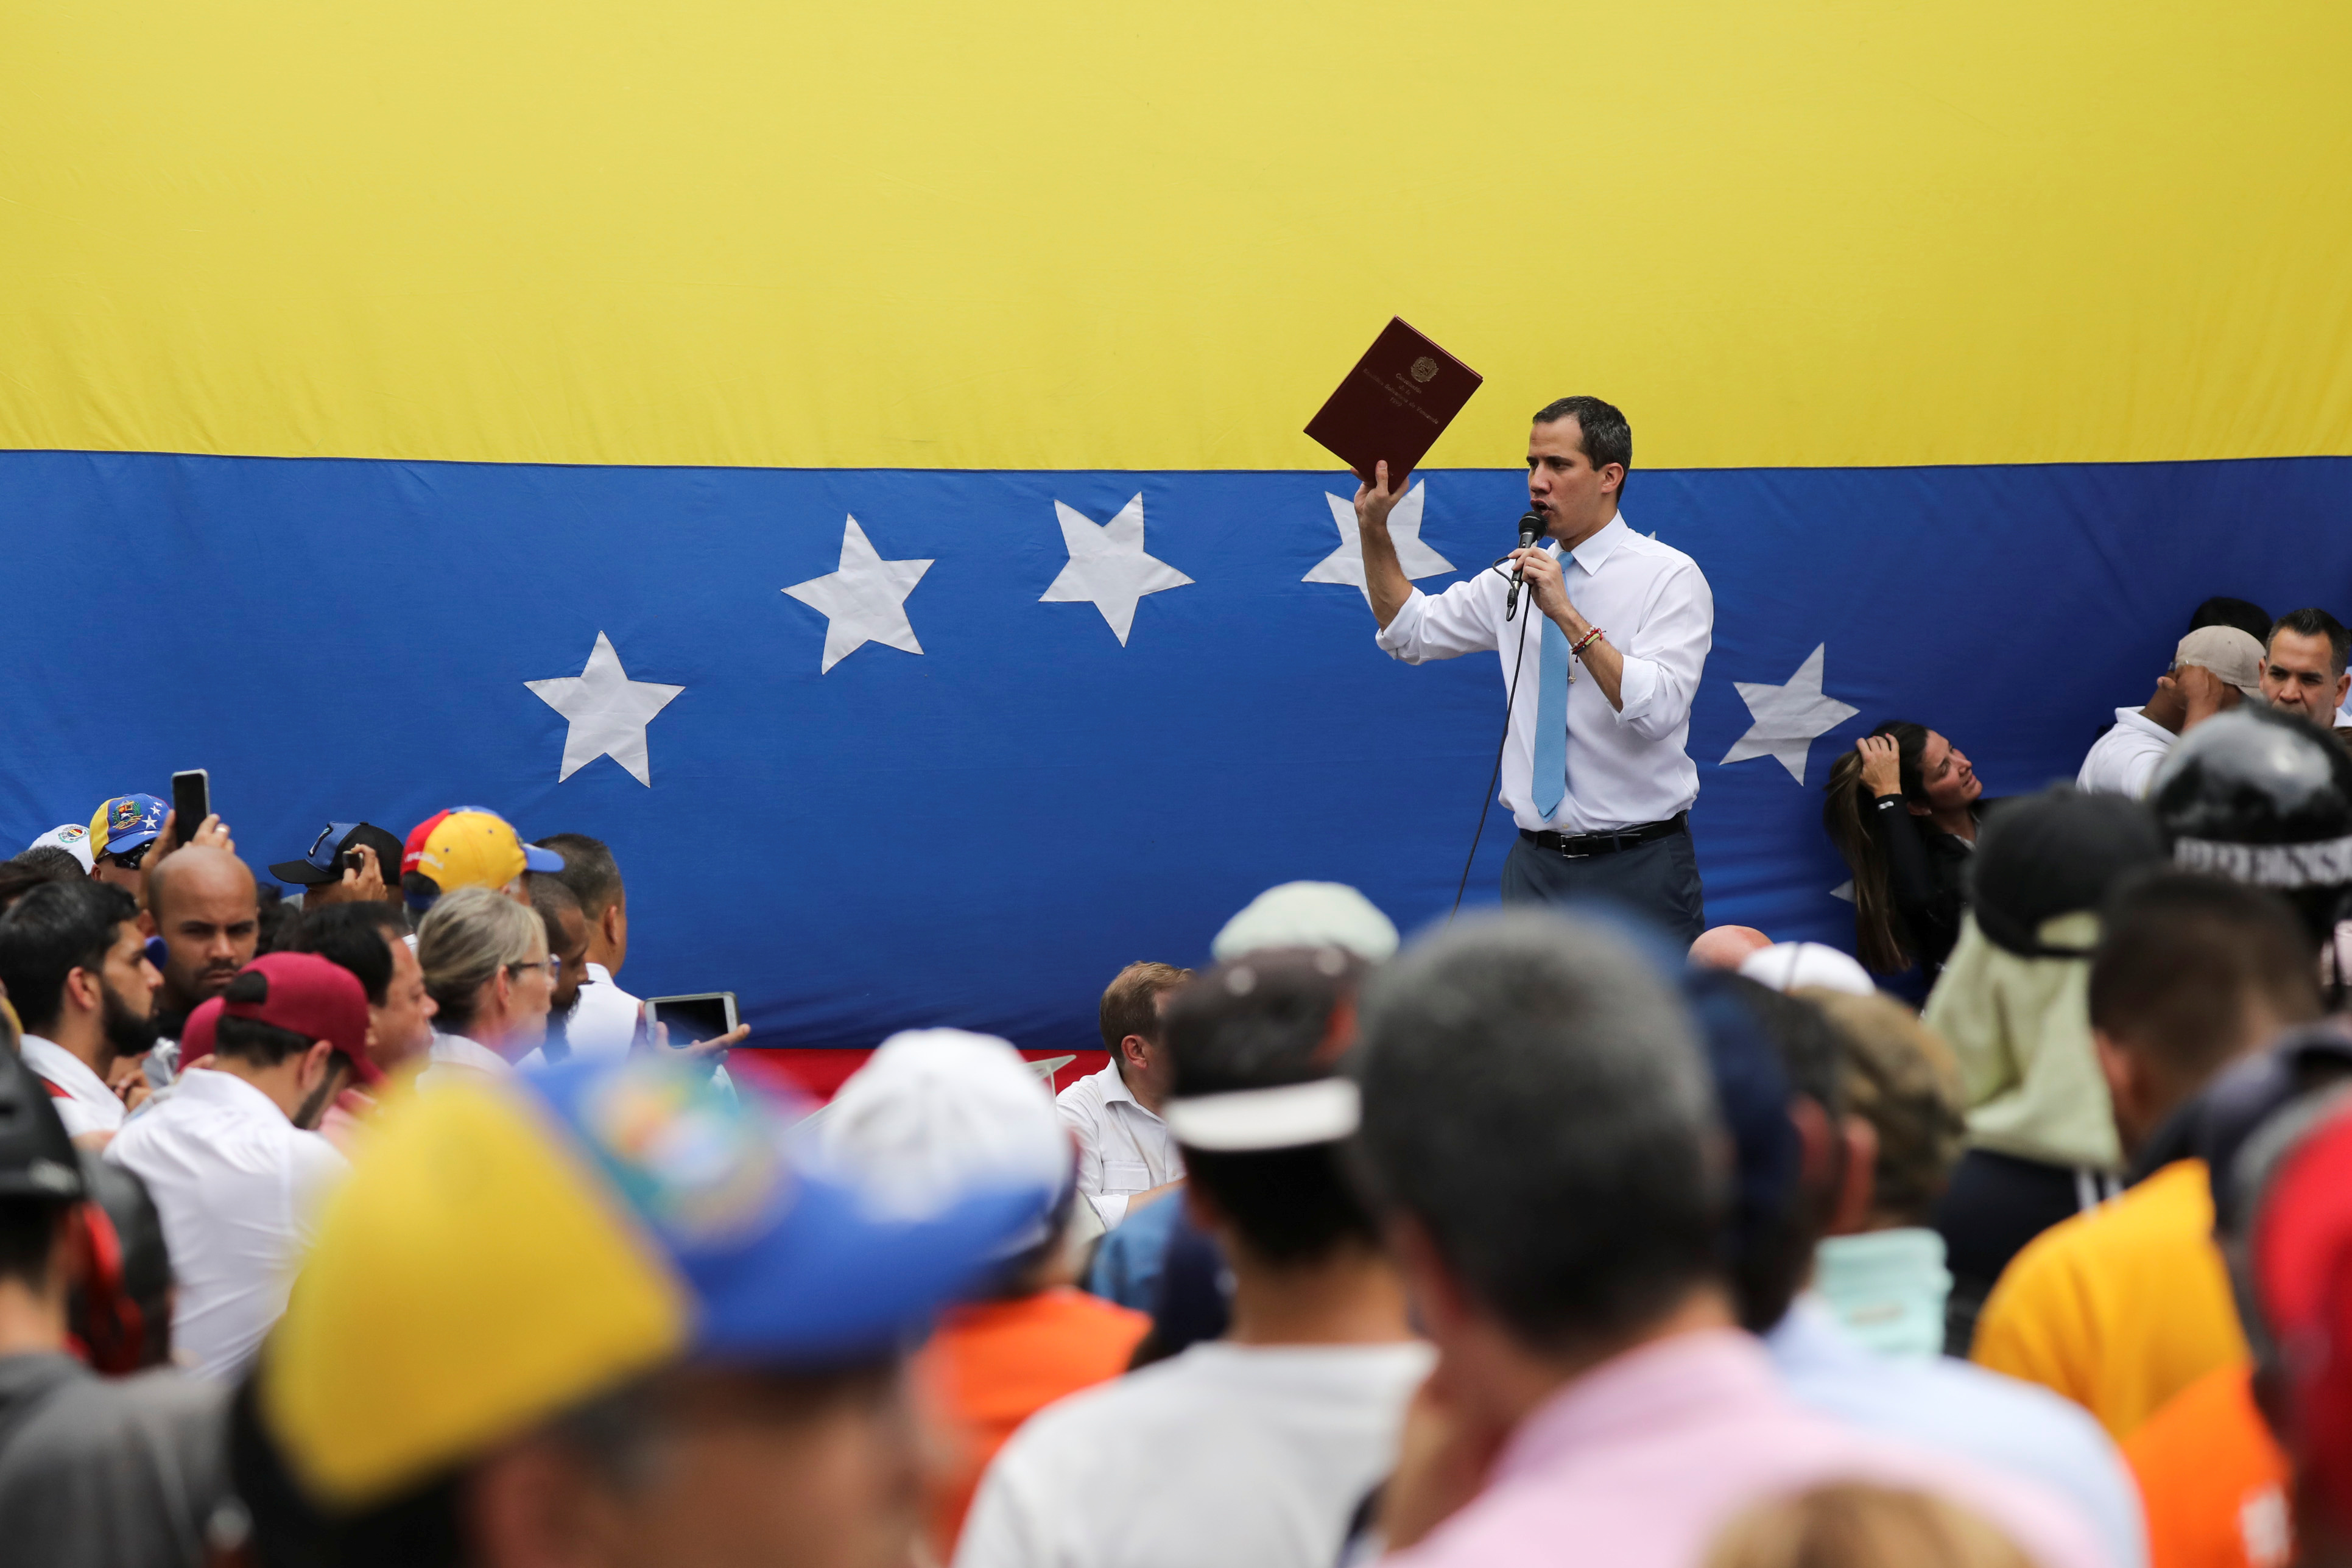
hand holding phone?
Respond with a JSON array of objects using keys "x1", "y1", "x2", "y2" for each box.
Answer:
[{"x1": 170, "y1": 770, "x2": 209, "y2": 847}]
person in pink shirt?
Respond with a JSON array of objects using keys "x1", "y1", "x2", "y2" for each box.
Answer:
[{"x1": 1350, "y1": 911, "x2": 2118, "y2": 1568}]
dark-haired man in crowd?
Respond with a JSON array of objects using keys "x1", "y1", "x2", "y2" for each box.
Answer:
[
  {"x1": 105, "y1": 953, "x2": 376, "y2": 1381},
  {"x1": 960, "y1": 949, "x2": 1429, "y2": 1568},
  {"x1": 0, "y1": 881, "x2": 160, "y2": 1148},
  {"x1": 1355, "y1": 912, "x2": 2105, "y2": 1568},
  {"x1": 1353, "y1": 397, "x2": 1714, "y2": 938},
  {"x1": 266, "y1": 820, "x2": 407, "y2": 913},
  {"x1": 524, "y1": 872, "x2": 591, "y2": 1063},
  {"x1": 0, "y1": 1047, "x2": 234, "y2": 1567},
  {"x1": 1974, "y1": 873, "x2": 2323, "y2": 1440},
  {"x1": 280, "y1": 901, "x2": 438, "y2": 1075},
  {"x1": 2189, "y1": 596, "x2": 2275, "y2": 647},
  {"x1": 2261, "y1": 608, "x2": 2351, "y2": 729},
  {"x1": 1056, "y1": 960, "x2": 1191, "y2": 1229},
  {"x1": 533, "y1": 832, "x2": 640, "y2": 1059}
]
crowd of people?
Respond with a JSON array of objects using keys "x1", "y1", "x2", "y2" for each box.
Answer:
[{"x1": 5, "y1": 594, "x2": 2352, "y2": 1567}]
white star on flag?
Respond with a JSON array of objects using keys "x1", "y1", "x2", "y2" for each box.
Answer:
[
  {"x1": 1720, "y1": 644, "x2": 1862, "y2": 784},
  {"x1": 783, "y1": 516, "x2": 935, "y2": 673},
  {"x1": 1305, "y1": 482, "x2": 1454, "y2": 603},
  {"x1": 1041, "y1": 494, "x2": 1193, "y2": 645},
  {"x1": 526, "y1": 632, "x2": 685, "y2": 787}
]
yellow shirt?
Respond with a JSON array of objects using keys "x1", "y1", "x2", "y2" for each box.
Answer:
[{"x1": 1971, "y1": 1158, "x2": 2247, "y2": 1441}]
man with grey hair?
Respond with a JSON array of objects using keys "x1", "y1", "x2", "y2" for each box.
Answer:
[{"x1": 1357, "y1": 911, "x2": 2111, "y2": 1568}]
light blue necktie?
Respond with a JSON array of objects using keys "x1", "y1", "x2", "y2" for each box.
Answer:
[{"x1": 1530, "y1": 613, "x2": 1570, "y2": 819}]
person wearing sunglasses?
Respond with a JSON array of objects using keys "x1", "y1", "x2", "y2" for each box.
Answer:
[{"x1": 83, "y1": 794, "x2": 166, "y2": 898}]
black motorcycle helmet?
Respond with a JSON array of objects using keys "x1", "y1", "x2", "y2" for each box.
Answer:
[
  {"x1": 0, "y1": 1041, "x2": 85, "y2": 1204},
  {"x1": 2150, "y1": 705, "x2": 2352, "y2": 946}
]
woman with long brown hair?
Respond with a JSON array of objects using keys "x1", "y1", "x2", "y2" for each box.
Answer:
[{"x1": 1822, "y1": 722, "x2": 1987, "y2": 977}]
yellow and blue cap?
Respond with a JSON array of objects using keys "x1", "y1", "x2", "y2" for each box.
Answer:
[
  {"x1": 257, "y1": 1055, "x2": 1037, "y2": 1510},
  {"x1": 88, "y1": 793, "x2": 166, "y2": 859}
]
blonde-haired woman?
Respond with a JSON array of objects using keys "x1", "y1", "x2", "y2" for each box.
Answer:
[{"x1": 415, "y1": 885, "x2": 553, "y2": 1085}]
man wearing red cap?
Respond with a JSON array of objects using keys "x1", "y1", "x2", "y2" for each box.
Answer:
[{"x1": 104, "y1": 952, "x2": 379, "y2": 1381}]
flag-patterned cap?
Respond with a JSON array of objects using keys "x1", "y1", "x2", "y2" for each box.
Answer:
[
  {"x1": 87, "y1": 793, "x2": 166, "y2": 858},
  {"x1": 256, "y1": 1056, "x2": 1035, "y2": 1511}
]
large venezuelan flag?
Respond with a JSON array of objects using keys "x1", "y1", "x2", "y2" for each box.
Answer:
[{"x1": 5, "y1": 2, "x2": 2352, "y2": 1055}]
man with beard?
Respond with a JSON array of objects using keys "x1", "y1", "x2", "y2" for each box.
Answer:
[
  {"x1": 0, "y1": 881, "x2": 163, "y2": 1148},
  {"x1": 524, "y1": 871, "x2": 591, "y2": 1064},
  {"x1": 140, "y1": 845, "x2": 259, "y2": 1056}
]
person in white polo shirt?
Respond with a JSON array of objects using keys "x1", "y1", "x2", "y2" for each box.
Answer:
[
  {"x1": 1057, "y1": 961, "x2": 1192, "y2": 1228},
  {"x1": 105, "y1": 952, "x2": 380, "y2": 1380},
  {"x1": 0, "y1": 881, "x2": 161, "y2": 1148},
  {"x1": 2077, "y1": 625, "x2": 2265, "y2": 798}
]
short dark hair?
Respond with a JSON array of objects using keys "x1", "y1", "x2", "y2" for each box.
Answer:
[
  {"x1": 2270, "y1": 608, "x2": 2351, "y2": 679},
  {"x1": 1531, "y1": 395, "x2": 1632, "y2": 494},
  {"x1": 2091, "y1": 873, "x2": 2322, "y2": 1083},
  {"x1": 281, "y1": 903, "x2": 406, "y2": 1007},
  {"x1": 1098, "y1": 962, "x2": 1192, "y2": 1053},
  {"x1": 527, "y1": 871, "x2": 582, "y2": 932},
  {"x1": 0, "y1": 1198, "x2": 73, "y2": 1291},
  {"x1": 0, "y1": 881, "x2": 141, "y2": 1033},
  {"x1": 533, "y1": 834, "x2": 622, "y2": 921},
  {"x1": 1164, "y1": 950, "x2": 1380, "y2": 1266},
  {"x1": 1356, "y1": 912, "x2": 1721, "y2": 1354},
  {"x1": 213, "y1": 970, "x2": 322, "y2": 1069},
  {"x1": 2192, "y1": 596, "x2": 2273, "y2": 645},
  {"x1": 9, "y1": 847, "x2": 88, "y2": 884}
]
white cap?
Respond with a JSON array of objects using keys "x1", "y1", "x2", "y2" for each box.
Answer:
[
  {"x1": 1164, "y1": 1078, "x2": 1362, "y2": 1151},
  {"x1": 24, "y1": 823, "x2": 94, "y2": 873},
  {"x1": 1738, "y1": 941, "x2": 1878, "y2": 997},
  {"x1": 1211, "y1": 881, "x2": 1400, "y2": 963},
  {"x1": 816, "y1": 1029, "x2": 1069, "y2": 1251}
]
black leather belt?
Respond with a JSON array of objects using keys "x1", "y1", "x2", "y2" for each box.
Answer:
[{"x1": 1520, "y1": 813, "x2": 1688, "y2": 859}]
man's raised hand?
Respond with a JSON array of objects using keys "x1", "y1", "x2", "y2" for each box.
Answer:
[{"x1": 1352, "y1": 460, "x2": 1406, "y2": 534}]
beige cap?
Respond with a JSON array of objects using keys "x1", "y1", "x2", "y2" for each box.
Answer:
[{"x1": 2176, "y1": 625, "x2": 2267, "y2": 698}]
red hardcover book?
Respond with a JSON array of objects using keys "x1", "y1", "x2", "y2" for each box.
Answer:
[{"x1": 1304, "y1": 317, "x2": 1483, "y2": 483}]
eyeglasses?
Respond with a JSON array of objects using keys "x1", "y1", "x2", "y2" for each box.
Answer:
[
  {"x1": 507, "y1": 957, "x2": 561, "y2": 980},
  {"x1": 104, "y1": 841, "x2": 155, "y2": 871}
]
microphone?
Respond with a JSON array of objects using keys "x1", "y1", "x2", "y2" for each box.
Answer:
[{"x1": 1505, "y1": 509, "x2": 1543, "y2": 617}]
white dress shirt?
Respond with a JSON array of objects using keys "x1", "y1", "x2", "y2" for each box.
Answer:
[
  {"x1": 18, "y1": 1035, "x2": 125, "y2": 1139},
  {"x1": 104, "y1": 1068, "x2": 349, "y2": 1380},
  {"x1": 955, "y1": 1340, "x2": 1434, "y2": 1568},
  {"x1": 1055, "y1": 1061, "x2": 1182, "y2": 1228},
  {"x1": 2076, "y1": 708, "x2": 2175, "y2": 798},
  {"x1": 563, "y1": 962, "x2": 641, "y2": 1061},
  {"x1": 1376, "y1": 512, "x2": 1714, "y2": 834}
]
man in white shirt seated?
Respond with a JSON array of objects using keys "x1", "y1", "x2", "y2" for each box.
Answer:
[
  {"x1": 0, "y1": 881, "x2": 161, "y2": 1149},
  {"x1": 1056, "y1": 961, "x2": 1191, "y2": 1228},
  {"x1": 105, "y1": 952, "x2": 380, "y2": 1380},
  {"x1": 959, "y1": 949, "x2": 1431, "y2": 1568},
  {"x1": 2077, "y1": 625, "x2": 2264, "y2": 797}
]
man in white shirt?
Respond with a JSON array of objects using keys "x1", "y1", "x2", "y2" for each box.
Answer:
[
  {"x1": 532, "y1": 832, "x2": 641, "y2": 1059},
  {"x1": 1354, "y1": 396, "x2": 1714, "y2": 941},
  {"x1": 2078, "y1": 625, "x2": 2265, "y2": 797},
  {"x1": 0, "y1": 881, "x2": 161, "y2": 1148},
  {"x1": 959, "y1": 950, "x2": 1431, "y2": 1568},
  {"x1": 105, "y1": 952, "x2": 379, "y2": 1380},
  {"x1": 1055, "y1": 962, "x2": 1191, "y2": 1228}
]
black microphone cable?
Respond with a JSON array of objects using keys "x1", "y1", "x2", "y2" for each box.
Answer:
[{"x1": 1450, "y1": 511, "x2": 1546, "y2": 919}]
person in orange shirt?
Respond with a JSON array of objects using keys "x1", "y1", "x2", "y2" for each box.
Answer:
[
  {"x1": 2125, "y1": 1363, "x2": 2290, "y2": 1568},
  {"x1": 1972, "y1": 873, "x2": 2322, "y2": 1438},
  {"x1": 816, "y1": 1027, "x2": 1147, "y2": 1562}
]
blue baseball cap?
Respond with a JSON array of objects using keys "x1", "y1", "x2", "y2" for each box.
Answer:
[
  {"x1": 268, "y1": 821, "x2": 406, "y2": 887},
  {"x1": 88, "y1": 793, "x2": 166, "y2": 860},
  {"x1": 257, "y1": 1054, "x2": 1038, "y2": 1509}
]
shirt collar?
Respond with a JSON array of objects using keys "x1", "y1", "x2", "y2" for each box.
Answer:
[
  {"x1": 1564, "y1": 512, "x2": 1633, "y2": 577},
  {"x1": 17, "y1": 1035, "x2": 115, "y2": 1105},
  {"x1": 1095, "y1": 1061, "x2": 1164, "y2": 1123},
  {"x1": 584, "y1": 962, "x2": 614, "y2": 985},
  {"x1": 172, "y1": 1064, "x2": 296, "y2": 1123},
  {"x1": 2116, "y1": 707, "x2": 2177, "y2": 740},
  {"x1": 1490, "y1": 1327, "x2": 1780, "y2": 1484},
  {"x1": 429, "y1": 1031, "x2": 515, "y2": 1075}
]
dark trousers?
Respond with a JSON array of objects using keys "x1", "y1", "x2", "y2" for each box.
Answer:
[{"x1": 1499, "y1": 829, "x2": 1706, "y2": 946}]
